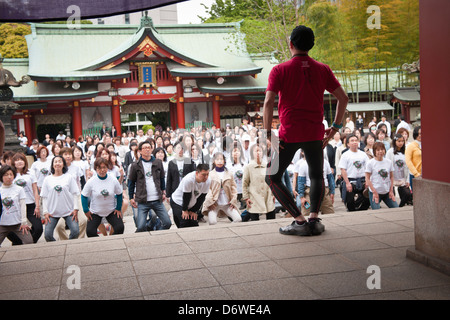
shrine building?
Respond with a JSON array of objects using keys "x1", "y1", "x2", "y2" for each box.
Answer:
[{"x1": 7, "y1": 15, "x2": 274, "y2": 142}]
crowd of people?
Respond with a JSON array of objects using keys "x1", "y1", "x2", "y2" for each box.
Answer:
[{"x1": 0, "y1": 114, "x2": 420, "y2": 247}]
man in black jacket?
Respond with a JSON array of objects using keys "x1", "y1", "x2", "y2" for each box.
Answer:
[{"x1": 128, "y1": 140, "x2": 171, "y2": 232}]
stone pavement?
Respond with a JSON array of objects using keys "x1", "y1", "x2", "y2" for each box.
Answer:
[{"x1": 0, "y1": 205, "x2": 449, "y2": 300}]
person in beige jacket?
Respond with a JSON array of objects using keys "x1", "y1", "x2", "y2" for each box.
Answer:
[
  {"x1": 242, "y1": 144, "x2": 276, "y2": 221},
  {"x1": 202, "y1": 153, "x2": 241, "y2": 225}
]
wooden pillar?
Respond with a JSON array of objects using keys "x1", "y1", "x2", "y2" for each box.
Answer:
[
  {"x1": 72, "y1": 101, "x2": 83, "y2": 139},
  {"x1": 169, "y1": 103, "x2": 177, "y2": 130},
  {"x1": 176, "y1": 78, "x2": 185, "y2": 129},
  {"x1": 112, "y1": 97, "x2": 122, "y2": 137},
  {"x1": 212, "y1": 95, "x2": 221, "y2": 128},
  {"x1": 23, "y1": 113, "x2": 32, "y2": 146}
]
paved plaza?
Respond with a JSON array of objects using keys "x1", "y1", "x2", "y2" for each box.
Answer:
[{"x1": 0, "y1": 203, "x2": 449, "y2": 300}]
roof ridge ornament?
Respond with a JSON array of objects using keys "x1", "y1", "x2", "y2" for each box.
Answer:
[{"x1": 140, "y1": 11, "x2": 154, "y2": 30}]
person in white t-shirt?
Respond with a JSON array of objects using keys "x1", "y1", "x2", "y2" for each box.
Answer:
[
  {"x1": 18, "y1": 131, "x2": 28, "y2": 148},
  {"x1": 296, "y1": 157, "x2": 335, "y2": 215},
  {"x1": 11, "y1": 153, "x2": 42, "y2": 243},
  {"x1": 40, "y1": 156, "x2": 80, "y2": 241},
  {"x1": 0, "y1": 165, "x2": 33, "y2": 246},
  {"x1": 56, "y1": 147, "x2": 87, "y2": 240},
  {"x1": 365, "y1": 142, "x2": 398, "y2": 210},
  {"x1": 30, "y1": 145, "x2": 52, "y2": 191},
  {"x1": 72, "y1": 145, "x2": 90, "y2": 184},
  {"x1": 82, "y1": 158, "x2": 124, "y2": 237},
  {"x1": 227, "y1": 146, "x2": 246, "y2": 209},
  {"x1": 170, "y1": 164, "x2": 211, "y2": 228},
  {"x1": 128, "y1": 140, "x2": 171, "y2": 232},
  {"x1": 386, "y1": 134, "x2": 412, "y2": 207},
  {"x1": 395, "y1": 115, "x2": 411, "y2": 133},
  {"x1": 338, "y1": 134, "x2": 371, "y2": 211}
]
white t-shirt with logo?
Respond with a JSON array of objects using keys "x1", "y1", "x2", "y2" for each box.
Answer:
[
  {"x1": 0, "y1": 184, "x2": 26, "y2": 226},
  {"x1": 67, "y1": 163, "x2": 83, "y2": 191},
  {"x1": 13, "y1": 172, "x2": 37, "y2": 204},
  {"x1": 142, "y1": 161, "x2": 160, "y2": 202},
  {"x1": 72, "y1": 160, "x2": 89, "y2": 178},
  {"x1": 40, "y1": 173, "x2": 80, "y2": 218},
  {"x1": 226, "y1": 162, "x2": 244, "y2": 194},
  {"x1": 81, "y1": 174, "x2": 123, "y2": 217},
  {"x1": 30, "y1": 158, "x2": 52, "y2": 188},
  {"x1": 391, "y1": 153, "x2": 407, "y2": 181},
  {"x1": 171, "y1": 171, "x2": 211, "y2": 209},
  {"x1": 297, "y1": 160, "x2": 333, "y2": 187},
  {"x1": 338, "y1": 150, "x2": 370, "y2": 179},
  {"x1": 365, "y1": 158, "x2": 394, "y2": 194}
]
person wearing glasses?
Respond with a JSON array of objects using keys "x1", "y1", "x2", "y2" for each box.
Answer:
[{"x1": 128, "y1": 140, "x2": 171, "y2": 232}]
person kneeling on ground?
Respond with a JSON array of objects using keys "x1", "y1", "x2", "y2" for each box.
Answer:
[
  {"x1": 202, "y1": 152, "x2": 242, "y2": 225},
  {"x1": 82, "y1": 158, "x2": 124, "y2": 237},
  {"x1": 170, "y1": 164, "x2": 211, "y2": 228}
]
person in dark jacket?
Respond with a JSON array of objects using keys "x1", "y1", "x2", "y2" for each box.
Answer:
[
  {"x1": 165, "y1": 141, "x2": 196, "y2": 199},
  {"x1": 128, "y1": 140, "x2": 171, "y2": 232}
]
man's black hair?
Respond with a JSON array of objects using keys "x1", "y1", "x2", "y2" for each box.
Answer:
[
  {"x1": 196, "y1": 163, "x2": 210, "y2": 172},
  {"x1": 290, "y1": 25, "x2": 315, "y2": 51}
]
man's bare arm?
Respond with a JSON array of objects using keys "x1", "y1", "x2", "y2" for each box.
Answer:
[{"x1": 263, "y1": 91, "x2": 277, "y2": 134}]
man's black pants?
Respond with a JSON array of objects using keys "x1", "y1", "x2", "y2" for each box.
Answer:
[{"x1": 265, "y1": 140, "x2": 325, "y2": 218}]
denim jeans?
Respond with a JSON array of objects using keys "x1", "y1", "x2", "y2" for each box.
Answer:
[
  {"x1": 45, "y1": 215, "x2": 79, "y2": 241},
  {"x1": 369, "y1": 191, "x2": 399, "y2": 210},
  {"x1": 136, "y1": 200, "x2": 171, "y2": 232}
]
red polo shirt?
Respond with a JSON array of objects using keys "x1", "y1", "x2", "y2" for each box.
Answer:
[{"x1": 266, "y1": 55, "x2": 341, "y2": 143}]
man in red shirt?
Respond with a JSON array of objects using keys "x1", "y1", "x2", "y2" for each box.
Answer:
[{"x1": 264, "y1": 25, "x2": 348, "y2": 236}]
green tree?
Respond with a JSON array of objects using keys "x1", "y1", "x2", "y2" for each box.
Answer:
[{"x1": 201, "y1": 0, "x2": 316, "y2": 62}]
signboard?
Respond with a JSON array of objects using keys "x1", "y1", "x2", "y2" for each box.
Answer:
[{"x1": 136, "y1": 62, "x2": 158, "y2": 89}]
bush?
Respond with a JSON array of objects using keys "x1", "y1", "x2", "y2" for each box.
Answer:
[{"x1": 142, "y1": 124, "x2": 155, "y2": 133}]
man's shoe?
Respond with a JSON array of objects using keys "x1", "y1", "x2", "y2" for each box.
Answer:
[
  {"x1": 308, "y1": 217, "x2": 325, "y2": 235},
  {"x1": 279, "y1": 221, "x2": 312, "y2": 236}
]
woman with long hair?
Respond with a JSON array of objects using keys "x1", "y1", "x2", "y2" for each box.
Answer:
[
  {"x1": 363, "y1": 132, "x2": 377, "y2": 159},
  {"x1": 386, "y1": 134, "x2": 412, "y2": 207},
  {"x1": 40, "y1": 156, "x2": 80, "y2": 241},
  {"x1": 11, "y1": 153, "x2": 42, "y2": 243}
]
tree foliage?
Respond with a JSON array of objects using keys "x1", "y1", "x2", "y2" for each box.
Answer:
[
  {"x1": 201, "y1": 0, "x2": 419, "y2": 70},
  {"x1": 0, "y1": 23, "x2": 31, "y2": 58},
  {"x1": 0, "y1": 20, "x2": 93, "y2": 59}
]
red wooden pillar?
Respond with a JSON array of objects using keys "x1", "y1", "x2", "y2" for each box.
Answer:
[
  {"x1": 212, "y1": 95, "x2": 221, "y2": 128},
  {"x1": 176, "y1": 78, "x2": 185, "y2": 129},
  {"x1": 169, "y1": 103, "x2": 177, "y2": 130},
  {"x1": 72, "y1": 101, "x2": 83, "y2": 139},
  {"x1": 23, "y1": 113, "x2": 32, "y2": 146},
  {"x1": 112, "y1": 97, "x2": 122, "y2": 136}
]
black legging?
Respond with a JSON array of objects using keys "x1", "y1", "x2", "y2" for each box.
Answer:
[
  {"x1": 265, "y1": 140, "x2": 325, "y2": 217},
  {"x1": 7, "y1": 203, "x2": 43, "y2": 244},
  {"x1": 86, "y1": 212, "x2": 124, "y2": 237}
]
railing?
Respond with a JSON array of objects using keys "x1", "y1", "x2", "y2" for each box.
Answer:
[{"x1": 83, "y1": 128, "x2": 102, "y2": 137}]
